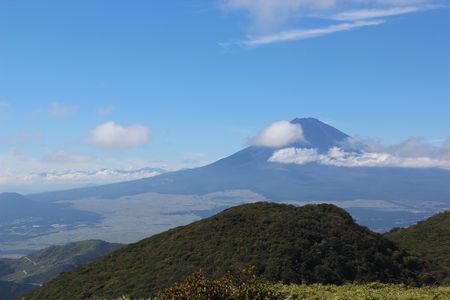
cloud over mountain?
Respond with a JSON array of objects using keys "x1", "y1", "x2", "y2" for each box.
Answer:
[
  {"x1": 250, "y1": 120, "x2": 304, "y2": 147},
  {"x1": 269, "y1": 137, "x2": 450, "y2": 169}
]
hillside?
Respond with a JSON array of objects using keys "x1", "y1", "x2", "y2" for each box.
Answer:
[
  {"x1": 386, "y1": 211, "x2": 450, "y2": 284},
  {"x1": 0, "y1": 240, "x2": 122, "y2": 300},
  {"x1": 26, "y1": 202, "x2": 425, "y2": 299}
]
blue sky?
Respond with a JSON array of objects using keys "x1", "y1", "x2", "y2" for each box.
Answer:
[{"x1": 0, "y1": 0, "x2": 449, "y2": 192}]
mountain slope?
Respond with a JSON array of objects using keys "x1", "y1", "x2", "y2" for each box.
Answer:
[
  {"x1": 27, "y1": 118, "x2": 350, "y2": 201},
  {"x1": 0, "y1": 240, "x2": 122, "y2": 299},
  {"x1": 26, "y1": 202, "x2": 425, "y2": 300},
  {"x1": 385, "y1": 211, "x2": 450, "y2": 284},
  {"x1": 0, "y1": 240, "x2": 123, "y2": 285}
]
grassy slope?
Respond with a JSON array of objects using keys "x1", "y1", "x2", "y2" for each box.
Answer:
[
  {"x1": 119, "y1": 285, "x2": 450, "y2": 300},
  {"x1": 385, "y1": 211, "x2": 450, "y2": 283},
  {"x1": 26, "y1": 202, "x2": 424, "y2": 300},
  {"x1": 0, "y1": 240, "x2": 123, "y2": 284},
  {"x1": 129, "y1": 273, "x2": 450, "y2": 300},
  {"x1": 275, "y1": 283, "x2": 450, "y2": 299}
]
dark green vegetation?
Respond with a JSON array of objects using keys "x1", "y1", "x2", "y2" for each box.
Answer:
[
  {"x1": 0, "y1": 240, "x2": 122, "y2": 300},
  {"x1": 386, "y1": 211, "x2": 450, "y2": 284},
  {"x1": 26, "y1": 202, "x2": 426, "y2": 299}
]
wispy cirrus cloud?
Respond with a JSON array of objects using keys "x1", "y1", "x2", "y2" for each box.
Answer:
[
  {"x1": 331, "y1": 5, "x2": 436, "y2": 21},
  {"x1": 33, "y1": 102, "x2": 78, "y2": 117},
  {"x1": 97, "y1": 105, "x2": 115, "y2": 115},
  {"x1": 49, "y1": 102, "x2": 78, "y2": 117},
  {"x1": 221, "y1": 0, "x2": 336, "y2": 31},
  {"x1": 242, "y1": 19, "x2": 384, "y2": 47},
  {"x1": 220, "y1": 0, "x2": 444, "y2": 47}
]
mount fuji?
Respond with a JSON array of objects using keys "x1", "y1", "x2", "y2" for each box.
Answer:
[
  {"x1": 17, "y1": 118, "x2": 449, "y2": 239},
  {"x1": 30, "y1": 118, "x2": 450, "y2": 204}
]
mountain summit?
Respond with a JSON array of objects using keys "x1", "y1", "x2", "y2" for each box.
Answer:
[
  {"x1": 211, "y1": 118, "x2": 348, "y2": 167},
  {"x1": 290, "y1": 118, "x2": 349, "y2": 150}
]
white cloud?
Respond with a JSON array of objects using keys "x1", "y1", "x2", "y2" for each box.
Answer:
[
  {"x1": 332, "y1": 5, "x2": 431, "y2": 21},
  {"x1": 85, "y1": 121, "x2": 151, "y2": 149},
  {"x1": 0, "y1": 101, "x2": 8, "y2": 108},
  {"x1": 221, "y1": 0, "x2": 336, "y2": 30},
  {"x1": 250, "y1": 120, "x2": 304, "y2": 147},
  {"x1": 98, "y1": 105, "x2": 115, "y2": 115},
  {"x1": 242, "y1": 20, "x2": 384, "y2": 47},
  {"x1": 341, "y1": 136, "x2": 450, "y2": 160},
  {"x1": 0, "y1": 168, "x2": 162, "y2": 188},
  {"x1": 220, "y1": 0, "x2": 442, "y2": 46},
  {"x1": 269, "y1": 138, "x2": 450, "y2": 169},
  {"x1": 49, "y1": 102, "x2": 78, "y2": 117},
  {"x1": 42, "y1": 150, "x2": 95, "y2": 164},
  {"x1": 270, "y1": 147, "x2": 320, "y2": 164},
  {"x1": 36, "y1": 168, "x2": 162, "y2": 184}
]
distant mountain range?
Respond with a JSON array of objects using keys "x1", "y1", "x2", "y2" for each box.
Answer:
[
  {"x1": 27, "y1": 118, "x2": 450, "y2": 231},
  {"x1": 24, "y1": 202, "x2": 441, "y2": 300},
  {"x1": 0, "y1": 240, "x2": 122, "y2": 300}
]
